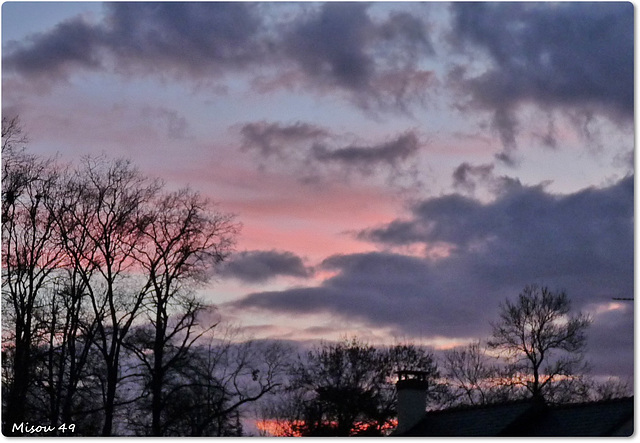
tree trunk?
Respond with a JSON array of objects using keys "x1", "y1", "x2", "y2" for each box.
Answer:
[
  {"x1": 151, "y1": 303, "x2": 166, "y2": 436},
  {"x1": 5, "y1": 326, "x2": 31, "y2": 435},
  {"x1": 101, "y1": 358, "x2": 118, "y2": 436}
]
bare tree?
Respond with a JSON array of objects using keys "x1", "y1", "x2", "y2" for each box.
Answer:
[
  {"x1": 487, "y1": 285, "x2": 591, "y2": 401},
  {"x1": 443, "y1": 341, "x2": 521, "y2": 407},
  {"x1": 1, "y1": 116, "x2": 29, "y2": 225},
  {"x1": 126, "y1": 188, "x2": 239, "y2": 436},
  {"x1": 1, "y1": 116, "x2": 27, "y2": 152},
  {"x1": 27, "y1": 273, "x2": 104, "y2": 435},
  {"x1": 21, "y1": 163, "x2": 103, "y2": 434},
  {"x1": 588, "y1": 377, "x2": 632, "y2": 401},
  {"x1": 2, "y1": 119, "x2": 104, "y2": 434},
  {"x1": 176, "y1": 335, "x2": 287, "y2": 436},
  {"x1": 1, "y1": 122, "x2": 64, "y2": 433},
  {"x1": 125, "y1": 326, "x2": 287, "y2": 436},
  {"x1": 57, "y1": 157, "x2": 160, "y2": 435},
  {"x1": 2, "y1": 135, "x2": 269, "y2": 435}
]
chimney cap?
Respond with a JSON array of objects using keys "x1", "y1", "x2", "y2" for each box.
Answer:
[
  {"x1": 396, "y1": 370, "x2": 430, "y2": 390},
  {"x1": 396, "y1": 370, "x2": 431, "y2": 381}
]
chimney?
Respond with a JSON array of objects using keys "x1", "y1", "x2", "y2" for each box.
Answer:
[{"x1": 396, "y1": 370, "x2": 429, "y2": 434}]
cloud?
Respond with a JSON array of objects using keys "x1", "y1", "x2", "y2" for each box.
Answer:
[
  {"x1": 231, "y1": 175, "x2": 633, "y2": 377},
  {"x1": 3, "y1": 3, "x2": 435, "y2": 111},
  {"x1": 3, "y1": 3, "x2": 265, "y2": 81},
  {"x1": 103, "y1": 2, "x2": 265, "y2": 76},
  {"x1": 232, "y1": 251, "x2": 452, "y2": 333},
  {"x1": 452, "y1": 162, "x2": 495, "y2": 193},
  {"x1": 2, "y1": 17, "x2": 103, "y2": 80},
  {"x1": 239, "y1": 121, "x2": 329, "y2": 158},
  {"x1": 451, "y1": 2, "x2": 633, "y2": 115},
  {"x1": 448, "y1": 2, "x2": 633, "y2": 148},
  {"x1": 312, "y1": 131, "x2": 420, "y2": 168},
  {"x1": 282, "y1": 3, "x2": 434, "y2": 108},
  {"x1": 366, "y1": 175, "x2": 633, "y2": 273},
  {"x1": 220, "y1": 250, "x2": 312, "y2": 283},
  {"x1": 283, "y1": 3, "x2": 373, "y2": 91},
  {"x1": 239, "y1": 122, "x2": 423, "y2": 183},
  {"x1": 140, "y1": 106, "x2": 190, "y2": 140},
  {"x1": 586, "y1": 306, "x2": 634, "y2": 378}
]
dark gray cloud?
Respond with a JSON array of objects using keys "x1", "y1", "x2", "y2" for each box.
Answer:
[
  {"x1": 449, "y1": 2, "x2": 633, "y2": 148},
  {"x1": 451, "y1": 2, "x2": 633, "y2": 114},
  {"x1": 3, "y1": 3, "x2": 434, "y2": 110},
  {"x1": 2, "y1": 17, "x2": 103, "y2": 80},
  {"x1": 231, "y1": 175, "x2": 633, "y2": 377},
  {"x1": 220, "y1": 250, "x2": 312, "y2": 283},
  {"x1": 491, "y1": 109, "x2": 519, "y2": 165},
  {"x1": 103, "y1": 2, "x2": 265, "y2": 75},
  {"x1": 232, "y1": 251, "x2": 458, "y2": 333},
  {"x1": 312, "y1": 131, "x2": 420, "y2": 167},
  {"x1": 3, "y1": 3, "x2": 265, "y2": 79},
  {"x1": 283, "y1": 3, "x2": 433, "y2": 94},
  {"x1": 585, "y1": 306, "x2": 634, "y2": 378},
  {"x1": 366, "y1": 175, "x2": 633, "y2": 276},
  {"x1": 283, "y1": 3, "x2": 374, "y2": 91}
]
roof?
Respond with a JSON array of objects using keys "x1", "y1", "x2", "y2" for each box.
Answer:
[
  {"x1": 398, "y1": 397, "x2": 633, "y2": 437},
  {"x1": 528, "y1": 397, "x2": 634, "y2": 437}
]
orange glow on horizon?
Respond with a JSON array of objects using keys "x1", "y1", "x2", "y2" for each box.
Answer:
[
  {"x1": 254, "y1": 418, "x2": 398, "y2": 437},
  {"x1": 255, "y1": 419, "x2": 304, "y2": 437}
]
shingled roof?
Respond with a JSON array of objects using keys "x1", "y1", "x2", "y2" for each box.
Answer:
[{"x1": 397, "y1": 397, "x2": 633, "y2": 437}]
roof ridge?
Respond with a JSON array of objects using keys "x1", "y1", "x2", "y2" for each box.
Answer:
[
  {"x1": 426, "y1": 398, "x2": 535, "y2": 414},
  {"x1": 427, "y1": 396, "x2": 634, "y2": 415}
]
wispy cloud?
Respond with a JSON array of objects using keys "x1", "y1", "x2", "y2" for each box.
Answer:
[
  {"x1": 239, "y1": 121, "x2": 424, "y2": 184},
  {"x1": 240, "y1": 121, "x2": 329, "y2": 159}
]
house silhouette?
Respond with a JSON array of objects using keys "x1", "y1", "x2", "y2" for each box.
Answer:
[{"x1": 393, "y1": 371, "x2": 633, "y2": 437}]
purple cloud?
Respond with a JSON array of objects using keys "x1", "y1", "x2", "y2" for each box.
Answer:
[
  {"x1": 3, "y1": 3, "x2": 435, "y2": 111},
  {"x1": 448, "y1": 2, "x2": 633, "y2": 149},
  {"x1": 231, "y1": 175, "x2": 633, "y2": 378},
  {"x1": 220, "y1": 249, "x2": 312, "y2": 283},
  {"x1": 312, "y1": 131, "x2": 420, "y2": 167}
]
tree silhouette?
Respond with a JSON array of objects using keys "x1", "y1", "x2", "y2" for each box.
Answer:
[
  {"x1": 488, "y1": 285, "x2": 591, "y2": 401},
  {"x1": 124, "y1": 328, "x2": 288, "y2": 436},
  {"x1": 125, "y1": 188, "x2": 239, "y2": 436},
  {"x1": 443, "y1": 341, "x2": 519, "y2": 406},
  {"x1": 2, "y1": 123, "x2": 63, "y2": 433},
  {"x1": 276, "y1": 339, "x2": 439, "y2": 436},
  {"x1": 56, "y1": 157, "x2": 161, "y2": 435},
  {"x1": 1, "y1": 125, "x2": 258, "y2": 435}
]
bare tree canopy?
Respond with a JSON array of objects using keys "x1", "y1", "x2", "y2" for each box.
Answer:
[
  {"x1": 487, "y1": 285, "x2": 592, "y2": 401},
  {"x1": 1, "y1": 119, "x2": 256, "y2": 436},
  {"x1": 265, "y1": 338, "x2": 440, "y2": 436}
]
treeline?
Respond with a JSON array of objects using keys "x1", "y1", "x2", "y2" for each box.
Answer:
[
  {"x1": 258, "y1": 286, "x2": 630, "y2": 437},
  {"x1": 1, "y1": 117, "x2": 288, "y2": 436},
  {"x1": 2, "y1": 118, "x2": 630, "y2": 436}
]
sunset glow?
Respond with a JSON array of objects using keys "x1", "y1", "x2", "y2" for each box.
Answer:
[{"x1": 2, "y1": 0, "x2": 633, "y2": 389}]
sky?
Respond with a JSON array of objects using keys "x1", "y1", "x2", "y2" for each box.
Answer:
[{"x1": 1, "y1": 2, "x2": 634, "y2": 382}]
